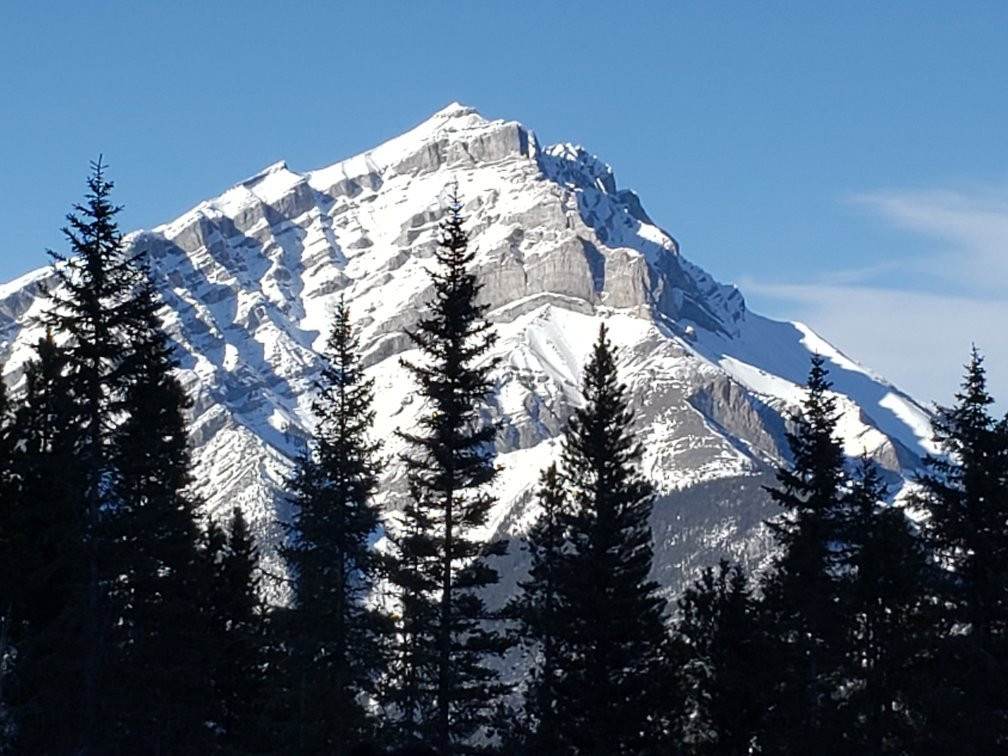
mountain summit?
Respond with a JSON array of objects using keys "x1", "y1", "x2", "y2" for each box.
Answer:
[{"x1": 0, "y1": 105, "x2": 934, "y2": 587}]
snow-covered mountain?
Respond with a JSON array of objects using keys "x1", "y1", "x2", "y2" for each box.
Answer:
[{"x1": 0, "y1": 104, "x2": 935, "y2": 592}]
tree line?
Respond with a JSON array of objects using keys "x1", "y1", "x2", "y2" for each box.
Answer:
[{"x1": 1, "y1": 163, "x2": 1006, "y2": 754}]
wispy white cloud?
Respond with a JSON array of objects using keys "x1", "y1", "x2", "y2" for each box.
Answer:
[
  {"x1": 744, "y1": 183, "x2": 1008, "y2": 409},
  {"x1": 850, "y1": 184, "x2": 1008, "y2": 292}
]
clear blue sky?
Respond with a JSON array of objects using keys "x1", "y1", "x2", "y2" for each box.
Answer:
[{"x1": 3, "y1": 2, "x2": 1006, "y2": 406}]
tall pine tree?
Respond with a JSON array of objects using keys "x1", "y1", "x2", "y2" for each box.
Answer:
[
  {"x1": 546, "y1": 323, "x2": 670, "y2": 755},
  {"x1": 41, "y1": 157, "x2": 146, "y2": 753},
  {"x1": 676, "y1": 559, "x2": 762, "y2": 756},
  {"x1": 2, "y1": 160, "x2": 214, "y2": 752},
  {"x1": 0, "y1": 333, "x2": 87, "y2": 752},
  {"x1": 507, "y1": 463, "x2": 566, "y2": 754},
  {"x1": 0, "y1": 378, "x2": 12, "y2": 583},
  {"x1": 388, "y1": 188, "x2": 510, "y2": 754},
  {"x1": 833, "y1": 459, "x2": 933, "y2": 754},
  {"x1": 0, "y1": 377, "x2": 11, "y2": 747},
  {"x1": 205, "y1": 506, "x2": 267, "y2": 754},
  {"x1": 279, "y1": 297, "x2": 388, "y2": 754},
  {"x1": 757, "y1": 354, "x2": 848, "y2": 755},
  {"x1": 103, "y1": 274, "x2": 215, "y2": 752},
  {"x1": 913, "y1": 349, "x2": 1008, "y2": 751}
]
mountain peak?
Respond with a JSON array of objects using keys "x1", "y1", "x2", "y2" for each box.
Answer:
[
  {"x1": 240, "y1": 160, "x2": 292, "y2": 186},
  {"x1": 0, "y1": 107, "x2": 937, "y2": 592},
  {"x1": 407, "y1": 101, "x2": 492, "y2": 139},
  {"x1": 401, "y1": 102, "x2": 489, "y2": 141},
  {"x1": 429, "y1": 101, "x2": 483, "y2": 122}
]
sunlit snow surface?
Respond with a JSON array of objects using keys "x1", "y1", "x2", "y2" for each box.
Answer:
[{"x1": 0, "y1": 104, "x2": 935, "y2": 588}]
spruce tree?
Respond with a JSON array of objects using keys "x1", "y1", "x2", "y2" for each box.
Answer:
[
  {"x1": 758, "y1": 354, "x2": 848, "y2": 754},
  {"x1": 388, "y1": 188, "x2": 509, "y2": 754},
  {"x1": 508, "y1": 463, "x2": 566, "y2": 754},
  {"x1": 385, "y1": 487, "x2": 440, "y2": 746},
  {"x1": 3, "y1": 160, "x2": 212, "y2": 752},
  {"x1": 913, "y1": 349, "x2": 1008, "y2": 750},
  {"x1": 833, "y1": 459, "x2": 932, "y2": 754},
  {"x1": 0, "y1": 368, "x2": 20, "y2": 747},
  {"x1": 676, "y1": 560, "x2": 762, "y2": 756},
  {"x1": 548, "y1": 323, "x2": 670, "y2": 755},
  {"x1": 0, "y1": 378, "x2": 11, "y2": 557},
  {"x1": 1, "y1": 333, "x2": 89, "y2": 752},
  {"x1": 0, "y1": 364, "x2": 17, "y2": 648},
  {"x1": 280, "y1": 297, "x2": 388, "y2": 754},
  {"x1": 1, "y1": 376, "x2": 24, "y2": 749},
  {"x1": 40, "y1": 157, "x2": 145, "y2": 752},
  {"x1": 103, "y1": 275, "x2": 214, "y2": 752},
  {"x1": 206, "y1": 507, "x2": 267, "y2": 754}
]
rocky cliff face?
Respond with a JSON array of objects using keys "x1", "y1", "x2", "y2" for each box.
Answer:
[{"x1": 0, "y1": 104, "x2": 935, "y2": 590}]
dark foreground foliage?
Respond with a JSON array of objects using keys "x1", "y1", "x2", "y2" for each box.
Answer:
[{"x1": 2, "y1": 165, "x2": 1007, "y2": 754}]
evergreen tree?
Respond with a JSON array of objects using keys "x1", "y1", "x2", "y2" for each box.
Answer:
[
  {"x1": 508, "y1": 463, "x2": 566, "y2": 754},
  {"x1": 0, "y1": 372, "x2": 17, "y2": 748},
  {"x1": 40, "y1": 157, "x2": 146, "y2": 752},
  {"x1": 833, "y1": 459, "x2": 933, "y2": 754},
  {"x1": 548, "y1": 324, "x2": 670, "y2": 755},
  {"x1": 206, "y1": 507, "x2": 267, "y2": 754},
  {"x1": 2, "y1": 160, "x2": 212, "y2": 752},
  {"x1": 388, "y1": 188, "x2": 509, "y2": 754},
  {"x1": 0, "y1": 332, "x2": 89, "y2": 752},
  {"x1": 279, "y1": 298, "x2": 388, "y2": 754},
  {"x1": 103, "y1": 275, "x2": 214, "y2": 752},
  {"x1": 757, "y1": 354, "x2": 848, "y2": 754},
  {"x1": 0, "y1": 364, "x2": 16, "y2": 651},
  {"x1": 676, "y1": 560, "x2": 762, "y2": 756},
  {"x1": 913, "y1": 349, "x2": 1008, "y2": 750},
  {"x1": 0, "y1": 377, "x2": 11, "y2": 561},
  {"x1": 384, "y1": 485, "x2": 440, "y2": 747}
]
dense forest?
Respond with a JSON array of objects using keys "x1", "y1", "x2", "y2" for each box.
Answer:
[{"x1": 1, "y1": 163, "x2": 1006, "y2": 755}]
